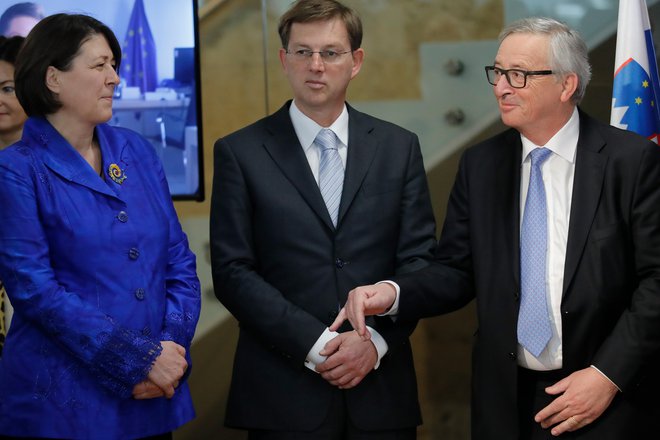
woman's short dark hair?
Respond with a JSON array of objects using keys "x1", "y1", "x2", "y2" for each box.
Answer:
[
  {"x1": 14, "y1": 13, "x2": 121, "y2": 117},
  {"x1": 0, "y1": 35, "x2": 25, "y2": 64}
]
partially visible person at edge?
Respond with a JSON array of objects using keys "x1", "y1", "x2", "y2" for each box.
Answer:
[
  {"x1": 0, "y1": 13, "x2": 201, "y2": 440},
  {"x1": 209, "y1": 0, "x2": 463, "y2": 438},
  {"x1": 0, "y1": 35, "x2": 27, "y2": 357},
  {"x1": 0, "y1": 2, "x2": 43, "y2": 37},
  {"x1": 332, "y1": 17, "x2": 660, "y2": 440}
]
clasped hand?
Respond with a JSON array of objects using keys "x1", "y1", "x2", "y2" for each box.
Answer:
[
  {"x1": 315, "y1": 331, "x2": 378, "y2": 389},
  {"x1": 132, "y1": 340, "x2": 188, "y2": 400}
]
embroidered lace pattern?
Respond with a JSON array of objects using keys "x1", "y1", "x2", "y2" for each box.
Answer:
[
  {"x1": 161, "y1": 311, "x2": 197, "y2": 346},
  {"x1": 92, "y1": 322, "x2": 163, "y2": 397}
]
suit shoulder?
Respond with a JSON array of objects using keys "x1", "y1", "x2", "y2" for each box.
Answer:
[
  {"x1": 464, "y1": 128, "x2": 519, "y2": 158},
  {"x1": 590, "y1": 118, "x2": 654, "y2": 151},
  {"x1": 214, "y1": 114, "x2": 275, "y2": 151},
  {"x1": 349, "y1": 107, "x2": 417, "y2": 138},
  {"x1": 575, "y1": 113, "x2": 658, "y2": 167}
]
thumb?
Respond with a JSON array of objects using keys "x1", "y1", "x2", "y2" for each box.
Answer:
[
  {"x1": 545, "y1": 377, "x2": 569, "y2": 396},
  {"x1": 319, "y1": 334, "x2": 342, "y2": 356}
]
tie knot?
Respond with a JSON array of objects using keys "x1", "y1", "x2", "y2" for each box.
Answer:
[
  {"x1": 316, "y1": 128, "x2": 339, "y2": 152},
  {"x1": 529, "y1": 147, "x2": 552, "y2": 167}
]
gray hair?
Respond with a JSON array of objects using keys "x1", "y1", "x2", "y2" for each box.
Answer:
[{"x1": 499, "y1": 17, "x2": 591, "y2": 104}]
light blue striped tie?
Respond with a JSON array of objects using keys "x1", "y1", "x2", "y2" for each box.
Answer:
[
  {"x1": 518, "y1": 147, "x2": 553, "y2": 357},
  {"x1": 316, "y1": 128, "x2": 344, "y2": 227}
]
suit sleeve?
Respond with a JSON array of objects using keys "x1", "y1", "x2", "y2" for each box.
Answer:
[
  {"x1": 210, "y1": 138, "x2": 327, "y2": 364},
  {"x1": 591, "y1": 142, "x2": 660, "y2": 391},
  {"x1": 369, "y1": 132, "x2": 470, "y2": 348},
  {"x1": 396, "y1": 149, "x2": 475, "y2": 321}
]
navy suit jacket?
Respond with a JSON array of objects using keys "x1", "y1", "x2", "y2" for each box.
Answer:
[
  {"x1": 395, "y1": 110, "x2": 660, "y2": 439},
  {"x1": 210, "y1": 101, "x2": 462, "y2": 431}
]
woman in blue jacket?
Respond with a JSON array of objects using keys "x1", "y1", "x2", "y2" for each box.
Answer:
[{"x1": 0, "y1": 13, "x2": 201, "y2": 440}]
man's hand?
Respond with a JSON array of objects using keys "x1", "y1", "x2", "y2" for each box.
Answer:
[
  {"x1": 535, "y1": 367, "x2": 619, "y2": 436},
  {"x1": 147, "y1": 341, "x2": 188, "y2": 398},
  {"x1": 132, "y1": 380, "x2": 165, "y2": 399},
  {"x1": 329, "y1": 283, "x2": 397, "y2": 338},
  {"x1": 315, "y1": 331, "x2": 378, "y2": 389}
]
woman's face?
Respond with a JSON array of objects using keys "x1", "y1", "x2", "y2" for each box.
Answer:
[
  {"x1": 47, "y1": 34, "x2": 119, "y2": 126},
  {"x1": 0, "y1": 60, "x2": 27, "y2": 144}
]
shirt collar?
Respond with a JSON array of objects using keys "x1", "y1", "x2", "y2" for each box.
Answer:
[
  {"x1": 289, "y1": 100, "x2": 349, "y2": 153},
  {"x1": 521, "y1": 106, "x2": 579, "y2": 164}
]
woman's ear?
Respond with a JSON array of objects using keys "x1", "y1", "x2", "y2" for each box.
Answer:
[{"x1": 45, "y1": 66, "x2": 60, "y2": 94}]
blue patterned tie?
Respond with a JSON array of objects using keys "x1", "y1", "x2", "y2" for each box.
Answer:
[
  {"x1": 316, "y1": 129, "x2": 344, "y2": 227},
  {"x1": 518, "y1": 147, "x2": 553, "y2": 357}
]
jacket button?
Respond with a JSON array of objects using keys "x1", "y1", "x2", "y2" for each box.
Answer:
[
  {"x1": 335, "y1": 258, "x2": 344, "y2": 268},
  {"x1": 117, "y1": 211, "x2": 129, "y2": 223},
  {"x1": 128, "y1": 247, "x2": 140, "y2": 260},
  {"x1": 509, "y1": 352, "x2": 517, "y2": 360},
  {"x1": 134, "y1": 288, "x2": 145, "y2": 300}
]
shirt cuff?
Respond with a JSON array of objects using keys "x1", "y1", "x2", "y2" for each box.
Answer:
[
  {"x1": 590, "y1": 365, "x2": 621, "y2": 392},
  {"x1": 304, "y1": 327, "x2": 338, "y2": 372},
  {"x1": 366, "y1": 326, "x2": 389, "y2": 369},
  {"x1": 376, "y1": 280, "x2": 400, "y2": 316}
]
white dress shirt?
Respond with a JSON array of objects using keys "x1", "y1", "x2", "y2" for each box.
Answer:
[
  {"x1": 517, "y1": 107, "x2": 578, "y2": 370},
  {"x1": 289, "y1": 101, "x2": 388, "y2": 372}
]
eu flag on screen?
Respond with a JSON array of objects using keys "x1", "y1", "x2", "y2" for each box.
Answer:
[
  {"x1": 119, "y1": 0, "x2": 158, "y2": 94},
  {"x1": 611, "y1": 0, "x2": 660, "y2": 143}
]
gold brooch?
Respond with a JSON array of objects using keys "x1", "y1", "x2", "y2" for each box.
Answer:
[{"x1": 108, "y1": 163, "x2": 127, "y2": 184}]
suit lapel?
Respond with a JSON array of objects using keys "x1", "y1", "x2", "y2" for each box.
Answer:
[
  {"x1": 262, "y1": 103, "x2": 335, "y2": 230},
  {"x1": 338, "y1": 106, "x2": 379, "y2": 226},
  {"x1": 563, "y1": 114, "x2": 607, "y2": 294},
  {"x1": 500, "y1": 130, "x2": 523, "y2": 289}
]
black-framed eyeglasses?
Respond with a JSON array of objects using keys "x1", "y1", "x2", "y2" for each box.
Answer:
[
  {"x1": 484, "y1": 66, "x2": 554, "y2": 88},
  {"x1": 286, "y1": 48, "x2": 353, "y2": 64}
]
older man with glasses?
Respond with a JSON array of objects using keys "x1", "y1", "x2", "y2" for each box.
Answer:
[{"x1": 332, "y1": 16, "x2": 660, "y2": 440}]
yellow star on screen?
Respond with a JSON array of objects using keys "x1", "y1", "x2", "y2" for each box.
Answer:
[
  {"x1": 635, "y1": 97, "x2": 643, "y2": 105},
  {"x1": 643, "y1": 80, "x2": 649, "y2": 88}
]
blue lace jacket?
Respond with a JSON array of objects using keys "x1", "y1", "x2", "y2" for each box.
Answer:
[{"x1": 0, "y1": 117, "x2": 201, "y2": 439}]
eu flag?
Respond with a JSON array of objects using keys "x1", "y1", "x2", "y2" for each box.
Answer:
[
  {"x1": 611, "y1": 0, "x2": 660, "y2": 143},
  {"x1": 119, "y1": 0, "x2": 158, "y2": 94}
]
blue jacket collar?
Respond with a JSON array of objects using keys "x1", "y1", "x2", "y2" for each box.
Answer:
[{"x1": 21, "y1": 117, "x2": 129, "y2": 200}]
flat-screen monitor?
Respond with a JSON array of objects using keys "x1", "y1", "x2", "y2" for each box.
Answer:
[{"x1": 0, "y1": 0, "x2": 204, "y2": 201}]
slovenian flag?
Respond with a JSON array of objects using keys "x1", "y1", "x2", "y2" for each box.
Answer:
[{"x1": 611, "y1": 0, "x2": 660, "y2": 143}]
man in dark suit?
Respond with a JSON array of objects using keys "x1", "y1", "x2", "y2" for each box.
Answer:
[
  {"x1": 332, "y1": 17, "x2": 660, "y2": 439},
  {"x1": 209, "y1": 1, "x2": 464, "y2": 438}
]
